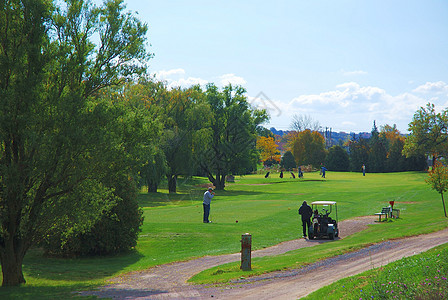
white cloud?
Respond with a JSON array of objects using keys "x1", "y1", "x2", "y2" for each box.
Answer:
[
  {"x1": 154, "y1": 68, "x2": 186, "y2": 80},
  {"x1": 265, "y1": 82, "x2": 442, "y2": 132},
  {"x1": 152, "y1": 69, "x2": 248, "y2": 89},
  {"x1": 167, "y1": 77, "x2": 208, "y2": 89},
  {"x1": 340, "y1": 69, "x2": 368, "y2": 76},
  {"x1": 413, "y1": 81, "x2": 448, "y2": 94},
  {"x1": 219, "y1": 73, "x2": 247, "y2": 86},
  {"x1": 151, "y1": 68, "x2": 209, "y2": 89},
  {"x1": 290, "y1": 82, "x2": 386, "y2": 110},
  {"x1": 342, "y1": 121, "x2": 356, "y2": 127}
]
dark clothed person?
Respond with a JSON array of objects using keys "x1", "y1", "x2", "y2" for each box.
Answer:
[{"x1": 298, "y1": 201, "x2": 313, "y2": 237}]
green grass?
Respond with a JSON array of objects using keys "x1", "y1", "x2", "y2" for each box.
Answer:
[
  {"x1": 303, "y1": 243, "x2": 448, "y2": 300},
  {"x1": 1, "y1": 171, "x2": 448, "y2": 298}
]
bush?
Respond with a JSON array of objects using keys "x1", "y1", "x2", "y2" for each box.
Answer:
[
  {"x1": 43, "y1": 176, "x2": 143, "y2": 256},
  {"x1": 263, "y1": 158, "x2": 280, "y2": 167}
]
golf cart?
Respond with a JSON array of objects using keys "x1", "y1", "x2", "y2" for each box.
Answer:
[{"x1": 308, "y1": 201, "x2": 339, "y2": 240}]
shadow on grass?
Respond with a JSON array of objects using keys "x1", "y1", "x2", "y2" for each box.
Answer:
[
  {"x1": 138, "y1": 190, "x2": 265, "y2": 208},
  {"x1": 0, "y1": 283, "x2": 98, "y2": 300},
  {"x1": 22, "y1": 248, "x2": 144, "y2": 282},
  {"x1": 79, "y1": 288, "x2": 171, "y2": 299}
]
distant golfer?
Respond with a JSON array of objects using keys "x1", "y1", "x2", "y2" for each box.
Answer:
[
  {"x1": 362, "y1": 164, "x2": 366, "y2": 176},
  {"x1": 298, "y1": 201, "x2": 313, "y2": 238},
  {"x1": 203, "y1": 187, "x2": 215, "y2": 223},
  {"x1": 298, "y1": 166, "x2": 303, "y2": 178},
  {"x1": 321, "y1": 166, "x2": 327, "y2": 178}
]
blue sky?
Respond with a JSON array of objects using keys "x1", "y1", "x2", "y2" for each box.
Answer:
[{"x1": 121, "y1": 0, "x2": 448, "y2": 133}]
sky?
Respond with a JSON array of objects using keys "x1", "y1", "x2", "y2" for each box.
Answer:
[{"x1": 120, "y1": 0, "x2": 448, "y2": 133}]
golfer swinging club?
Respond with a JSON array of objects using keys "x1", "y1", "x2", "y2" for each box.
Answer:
[{"x1": 203, "y1": 187, "x2": 215, "y2": 223}]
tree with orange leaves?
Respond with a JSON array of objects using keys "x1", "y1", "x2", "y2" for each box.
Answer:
[{"x1": 256, "y1": 136, "x2": 281, "y2": 164}]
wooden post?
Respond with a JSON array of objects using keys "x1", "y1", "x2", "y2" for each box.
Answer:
[{"x1": 241, "y1": 233, "x2": 252, "y2": 271}]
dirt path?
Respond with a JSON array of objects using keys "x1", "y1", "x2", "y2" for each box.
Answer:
[{"x1": 80, "y1": 216, "x2": 448, "y2": 299}]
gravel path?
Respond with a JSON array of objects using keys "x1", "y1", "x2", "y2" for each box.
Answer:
[{"x1": 79, "y1": 216, "x2": 448, "y2": 299}]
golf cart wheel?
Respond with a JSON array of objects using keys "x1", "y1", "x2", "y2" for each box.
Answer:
[{"x1": 329, "y1": 233, "x2": 334, "y2": 240}]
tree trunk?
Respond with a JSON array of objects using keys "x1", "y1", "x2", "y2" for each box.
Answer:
[
  {"x1": 147, "y1": 181, "x2": 158, "y2": 193},
  {"x1": 214, "y1": 173, "x2": 226, "y2": 190},
  {"x1": 168, "y1": 175, "x2": 177, "y2": 193},
  {"x1": 441, "y1": 193, "x2": 447, "y2": 218},
  {"x1": 0, "y1": 239, "x2": 26, "y2": 286}
]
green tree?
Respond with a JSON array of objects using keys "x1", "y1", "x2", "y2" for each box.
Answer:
[
  {"x1": 198, "y1": 84, "x2": 268, "y2": 190},
  {"x1": 280, "y1": 151, "x2": 296, "y2": 171},
  {"x1": 377, "y1": 123, "x2": 427, "y2": 172},
  {"x1": 130, "y1": 80, "x2": 212, "y2": 193},
  {"x1": 325, "y1": 145, "x2": 349, "y2": 171},
  {"x1": 404, "y1": 103, "x2": 448, "y2": 166},
  {"x1": 119, "y1": 79, "x2": 167, "y2": 193},
  {"x1": 426, "y1": 161, "x2": 448, "y2": 217},
  {"x1": 0, "y1": 0, "x2": 149, "y2": 286},
  {"x1": 368, "y1": 121, "x2": 387, "y2": 172},
  {"x1": 43, "y1": 173, "x2": 144, "y2": 256},
  {"x1": 349, "y1": 135, "x2": 369, "y2": 172},
  {"x1": 257, "y1": 126, "x2": 275, "y2": 138},
  {"x1": 161, "y1": 86, "x2": 212, "y2": 193},
  {"x1": 141, "y1": 148, "x2": 168, "y2": 193},
  {"x1": 290, "y1": 130, "x2": 326, "y2": 167}
]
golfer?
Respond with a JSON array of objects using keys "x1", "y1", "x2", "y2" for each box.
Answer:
[
  {"x1": 203, "y1": 187, "x2": 215, "y2": 223},
  {"x1": 298, "y1": 201, "x2": 313, "y2": 238}
]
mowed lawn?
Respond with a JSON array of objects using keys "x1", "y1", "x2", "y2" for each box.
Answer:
[{"x1": 2, "y1": 171, "x2": 448, "y2": 298}]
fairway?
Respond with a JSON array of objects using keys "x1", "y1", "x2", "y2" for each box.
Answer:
[
  {"x1": 136, "y1": 171, "x2": 443, "y2": 270},
  {"x1": 2, "y1": 171, "x2": 448, "y2": 299}
]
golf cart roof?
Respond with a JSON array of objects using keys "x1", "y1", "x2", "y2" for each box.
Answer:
[{"x1": 311, "y1": 201, "x2": 337, "y2": 205}]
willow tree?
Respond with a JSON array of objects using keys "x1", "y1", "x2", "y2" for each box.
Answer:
[
  {"x1": 0, "y1": 0, "x2": 150, "y2": 286},
  {"x1": 197, "y1": 84, "x2": 268, "y2": 190}
]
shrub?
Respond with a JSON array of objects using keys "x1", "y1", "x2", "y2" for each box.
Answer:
[{"x1": 43, "y1": 176, "x2": 143, "y2": 256}]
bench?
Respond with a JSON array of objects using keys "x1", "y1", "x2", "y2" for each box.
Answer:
[{"x1": 375, "y1": 207, "x2": 391, "y2": 221}]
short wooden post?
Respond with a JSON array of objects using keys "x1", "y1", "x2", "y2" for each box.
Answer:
[{"x1": 241, "y1": 233, "x2": 252, "y2": 271}]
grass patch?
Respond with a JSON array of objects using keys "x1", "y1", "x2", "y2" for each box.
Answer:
[
  {"x1": 1, "y1": 172, "x2": 447, "y2": 298},
  {"x1": 304, "y1": 243, "x2": 448, "y2": 299}
]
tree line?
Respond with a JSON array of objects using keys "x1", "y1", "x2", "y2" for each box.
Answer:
[{"x1": 259, "y1": 121, "x2": 428, "y2": 173}]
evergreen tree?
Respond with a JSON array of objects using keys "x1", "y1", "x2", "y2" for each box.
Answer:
[
  {"x1": 281, "y1": 151, "x2": 297, "y2": 170},
  {"x1": 368, "y1": 121, "x2": 387, "y2": 172},
  {"x1": 326, "y1": 146, "x2": 350, "y2": 171},
  {"x1": 349, "y1": 135, "x2": 370, "y2": 172}
]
